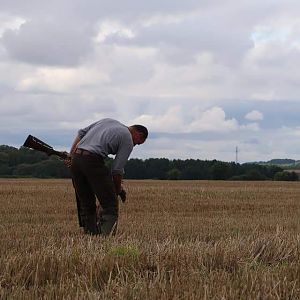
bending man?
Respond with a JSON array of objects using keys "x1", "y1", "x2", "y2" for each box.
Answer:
[{"x1": 69, "y1": 118, "x2": 148, "y2": 235}]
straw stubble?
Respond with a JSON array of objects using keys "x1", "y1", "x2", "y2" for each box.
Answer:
[{"x1": 0, "y1": 179, "x2": 299, "y2": 299}]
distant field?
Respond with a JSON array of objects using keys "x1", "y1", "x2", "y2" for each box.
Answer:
[{"x1": 0, "y1": 179, "x2": 300, "y2": 299}]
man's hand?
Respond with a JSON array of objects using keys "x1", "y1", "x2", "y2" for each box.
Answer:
[
  {"x1": 119, "y1": 189, "x2": 127, "y2": 202},
  {"x1": 64, "y1": 153, "x2": 72, "y2": 168}
]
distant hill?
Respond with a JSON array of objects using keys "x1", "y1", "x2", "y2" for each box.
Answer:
[
  {"x1": 254, "y1": 158, "x2": 300, "y2": 169},
  {"x1": 266, "y1": 159, "x2": 297, "y2": 165}
]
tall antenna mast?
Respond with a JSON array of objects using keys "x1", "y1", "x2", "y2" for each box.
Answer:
[{"x1": 235, "y1": 146, "x2": 238, "y2": 164}]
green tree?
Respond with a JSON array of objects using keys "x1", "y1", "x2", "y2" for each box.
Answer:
[
  {"x1": 211, "y1": 161, "x2": 232, "y2": 180},
  {"x1": 125, "y1": 159, "x2": 147, "y2": 179},
  {"x1": 244, "y1": 169, "x2": 266, "y2": 180},
  {"x1": 144, "y1": 158, "x2": 170, "y2": 179},
  {"x1": 0, "y1": 165, "x2": 12, "y2": 176},
  {"x1": 0, "y1": 152, "x2": 9, "y2": 164},
  {"x1": 274, "y1": 171, "x2": 298, "y2": 181},
  {"x1": 167, "y1": 168, "x2": 181, "y2": 180}
]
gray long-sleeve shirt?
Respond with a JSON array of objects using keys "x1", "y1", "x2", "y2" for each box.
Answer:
[{"x1": 77, "y1": 118, "x2": 133, "y2": 175}]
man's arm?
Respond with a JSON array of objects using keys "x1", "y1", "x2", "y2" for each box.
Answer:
[
  {"x1": 70, "y1": 135, "x2": 81, "y2": 154},
  {"x1": 112, "y1": 174, "x2": 122, "y2": 194},
  {"x1": 64, "y1": 135, "x2": 81, "y2": 168},
  {"x1": 111, "y1": 133, "x2": 133, "y2": 198},
  {"x1": 112, "y1": 174, "x2": 127, "y2": 202},
  {"x1": 111, "y1": 149, "x2": 131, "y2": 196}
]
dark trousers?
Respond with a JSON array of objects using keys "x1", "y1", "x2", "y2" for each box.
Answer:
[{"x1": 71, "y1": 154, "x2": 118, "y2": 234}]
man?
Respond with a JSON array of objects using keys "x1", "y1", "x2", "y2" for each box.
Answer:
[{"x1": 68, "y1": 118, "x2": 148, "y2": 235}]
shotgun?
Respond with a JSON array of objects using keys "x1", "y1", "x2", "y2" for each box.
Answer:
[{"x1": 23, "y1": 135, "x2": 68, "y2": 159}]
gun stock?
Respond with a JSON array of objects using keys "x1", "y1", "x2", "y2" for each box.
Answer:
[{"x1": 23, "y1": 135, "x2": 68, "y2": 159}]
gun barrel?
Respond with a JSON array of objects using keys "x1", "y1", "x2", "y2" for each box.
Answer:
[{"x1": 23, "y1": 135, "x2": 69, "y2": 159}]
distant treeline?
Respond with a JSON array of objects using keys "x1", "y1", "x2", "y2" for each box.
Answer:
[
  {"x1": 0, "y1": 145, "x2": 298, "y2": 181},
  {"x1": 124, "y1": 158, "x2": 298, "y2": 181},
  {"x1": 0, "y1": 146, "x2": 70, "y2": 178}
]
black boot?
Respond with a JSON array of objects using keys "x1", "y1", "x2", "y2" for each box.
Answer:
[
  {"x1": 83, "y1": 213, "x2": 99, "y2": 235},
  {"x1": 98, "y1": 214, "x2": 118, "y2": 236}
]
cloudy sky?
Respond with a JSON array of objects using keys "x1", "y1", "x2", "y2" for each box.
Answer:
[{"x1": 1, "y1": 0, "x2": 300, "y2": 162}]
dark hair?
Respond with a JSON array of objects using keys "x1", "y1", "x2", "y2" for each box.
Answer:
[{"x1": 132, "y1": 125, "x2": 148, "y2": 139}]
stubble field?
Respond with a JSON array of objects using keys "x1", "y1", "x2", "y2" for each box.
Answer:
[{"x1": 0, "y1": 179, "x2": 300, "y2": 299}]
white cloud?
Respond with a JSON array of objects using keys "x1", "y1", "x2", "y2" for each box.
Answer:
[
  {"x1": 0, "y1": 15, "x2": 26, "y2": 37},
  {"x1": 240, "y1": 123, "x2": 260, "y2": 131},
  {"x1": 188, "y1": 107, "x2": 239, "y2": 132},
  {"x1": 16, "y1": 66, "x2": 110, "y2": 93},
  {"x1": 130, "y1": 106, "x2": 258, "y2": 134},
  {"x1": 94, "y1": 20, "x2": 135, "y2": 43},
  {"x1": 245, "y1": 110, "x2": 264, "y2": 121},
  {"x1": 130, "y1": 106, "x2": 183, "y2": 132},
  {"x1": 280, "y1": 126, "x2": 300, "y2": 138}
]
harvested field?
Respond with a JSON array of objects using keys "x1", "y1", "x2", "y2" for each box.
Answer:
[{"x1": 0, "y1": 179, "x2": 300, "y2": 299}]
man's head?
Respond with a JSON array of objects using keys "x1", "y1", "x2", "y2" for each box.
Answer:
[{"x1": 129, "y1": 125, "x2": 148, "y2": 146}]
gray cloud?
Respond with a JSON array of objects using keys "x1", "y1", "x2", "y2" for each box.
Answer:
[
  {"x1": 107, "y1": 14, "x2": 253, "y2": 66},
  {"x1": 0, "y1": 0, "x2": 203, "y2": 23},
  {"x1": 0, "y1": 0, "x2": 300, "y2": 161},
  {"x1": 2, "y1": 19, "x2": 94, "y2": 66}
]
